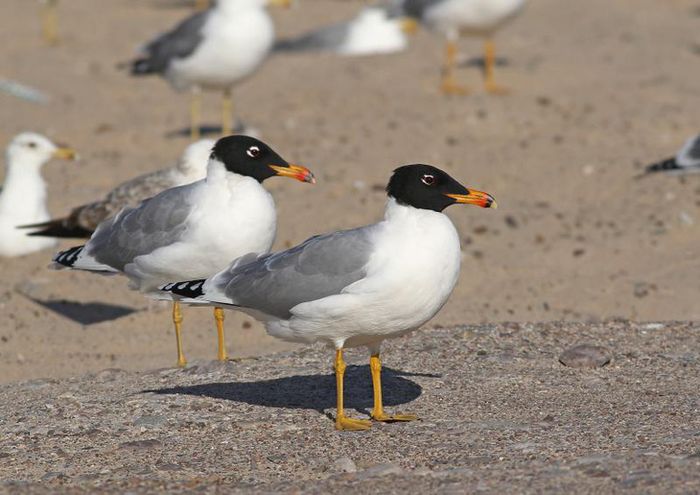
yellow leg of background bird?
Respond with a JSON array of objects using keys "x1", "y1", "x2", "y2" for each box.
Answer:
[
  {"x1": 222, "y1": 89, "x2": 233, "y2": 136},
  {"x1": 441, "y1": 40, "x2": 469, "y2": 95},
  {"x1": 41, "y1": 0, "x2": 59, "y2": 46},
  {"x1": 370, "y1": 354, "x2": 418, "y2": 422},
  {"x1": 484, "y1": 38, "x2": 509, "y2": 95},
  {"x1": 172, "y1": 301, "x2": 187, "y2": 368},
  {"x1": 190, "y1": 89, "x2": 202, "y2": 141},
  {"x1": 335, "y1": 349, "x2": 371, "y2": 431},
  {"x1": 194, "y1": 0, "x2": 210, "y2": 10},
  {"x1": 213, "y1": 307, "x2": 228, "y2": 361}
]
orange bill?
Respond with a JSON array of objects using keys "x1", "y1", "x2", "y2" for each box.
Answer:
[
  {"x1": 269, "y1": 164, "x2": 316, "y2": 184},
  {"x1": 445, "y1": 189, "x2": 497, "y2": 209}
]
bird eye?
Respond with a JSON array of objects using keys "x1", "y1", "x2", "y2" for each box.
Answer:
[
  {"x1": 27, "y1": 142, "x2": 37, "y2": 149},
  {"x1": 421, "y1": 174, "x2": 436, "y2": 186},
  {"x1": 246, "y1": 146, "x2": 261, "y2": 158}
]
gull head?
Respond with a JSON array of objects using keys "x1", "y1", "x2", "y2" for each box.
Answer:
[
  {"x1": 386, "y1": 164, "x2": 497, "y2": 212},
  {"x1": 6, "y1": 132, "x2": 75, "y2": 169}
]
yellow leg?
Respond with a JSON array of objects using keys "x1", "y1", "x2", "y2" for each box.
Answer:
[
  {"x1": 222, "y1": 88, "x2": 233, "y2": 136},
  {"x1": 194, "y1": 0, "x2": 210, "y2": 10},
  {"x1": 370, "y1": 354, "x2": 418, "y2": 422},
  {"x1": 335, "y1": 349, "x2": 371, "y2": 431},
  {"x1": 441, "y1": 40, "x2": 469, "y2": 95},
  {"x1": 190, "y1": 89, "x2": 201, "y2": 141},
  {"x1": 484, "y1": 38, "x2": 509, "y2": 95},
  {"x1": 172, "y1": 302, "x2": 187, "y2": 368},
  {"x1": 213, "y1": 307, "x2": 227, "y2": 361},
  {"x1": 41, "y1": 0, "x2": 59, "y2": 46}
]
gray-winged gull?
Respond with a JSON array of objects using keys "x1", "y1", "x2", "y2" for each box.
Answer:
[
  {"x1": 130, "y1": 0, "x2": 290, "y2": 139},
  {"x1": 162, "y1": 164, "x2": 496, "y2": 430},
  {"x1": 52, "y1": 135, "x2": 315, "y2": 367},
  {"x1": 400, "y1": 0, "x2": 525, "y2": 94}
]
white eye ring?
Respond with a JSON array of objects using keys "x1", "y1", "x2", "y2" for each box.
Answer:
[
  {"x1": 246, "y1": 146, "x2": 261, "y2": 158},
  {"x1": 421, "y1": 174, "x2": 436, "y2": 186}
]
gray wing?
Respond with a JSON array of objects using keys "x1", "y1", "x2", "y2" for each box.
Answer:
[
  {"x1": 133, "y1": 11, "x2": 209, "y2": 74},
  {"x1": 213, "y1": 226, "x2": 376, "y2": 319},
  {"x1": 274, "y1": 21, "x2": 351, "y2": 53},
  {"x1": 85, "y1": 182, "x2": 198, "y2": 271},
  {"x1": 400, "y1": 0, "x2": 448, "y2": 19},
  {"x1": 677, "y1": 134, "x2": 700, "y2": 168}
]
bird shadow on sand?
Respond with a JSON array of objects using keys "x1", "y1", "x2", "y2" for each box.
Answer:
[
  {"x1": 28, "y1": 297, "x2": 137, "y2": 325},
  {"x1": 166, "y1": 120, "x2": 255, "y2": 139},
  {"x1": 146, "y1": 365, "x2": 438, "y2": 414},
  {"x1": 460, "y1": 56, "x2": 509, "y2": 69}
]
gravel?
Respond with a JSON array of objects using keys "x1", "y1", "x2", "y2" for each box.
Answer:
[{"x1": 0, "y1": 321, "x2": 698, "y2": 494}]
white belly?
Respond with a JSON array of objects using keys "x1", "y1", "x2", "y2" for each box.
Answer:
[
  {"x1": 425, "y1": 0, "x2": 526, "y2": 38},
  {"x1": 167, "y1": 10, "x2": 274, "y2": 90},
  {"x1": 339, "y1": 9, "x2": 408, "y2": 56}
]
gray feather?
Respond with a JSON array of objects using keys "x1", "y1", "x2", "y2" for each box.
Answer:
[
  {"x1": 215, "y1": 227, "x2": 376, "y2": 318},
  {"x1": 133, "y1": 11, "x2": 209, "y2": 74},
  {"x1": 86, "y1": 183, "x2": 198, "y2": 271},
  {"x1": 274, "y1": 22, "x2": 351, "y2": 53},
  {"x1": 400, "y1": 0, "x2": 448, "y2": 19}
]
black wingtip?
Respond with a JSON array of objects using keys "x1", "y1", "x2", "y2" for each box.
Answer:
[
  {"x1": 161, "y1": 279, "x2": 206, "y2": 298},
  {"x1": 20, "y1": 220, "x2": 93, "y2": 239},
  {"x1": 645, "y1": 157, "x2": 680, "y2": 174},
  {"x1": 130, "y1": 59, "x2": 156, "y2": 75},
  {"x1": 53, "y1": 245, "x2": 84, "y2": 267}
]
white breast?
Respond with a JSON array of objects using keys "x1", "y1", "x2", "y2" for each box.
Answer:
[
  {"x1": 424, "y1": 0, "x2": 526, "y2": 38},
  {"x1": 0, "y1": 164, "x2": 56, "y2": 257},
  {"x1": 167, "y1": 7, "x2": 275, "y2": 90},
  {"x1": 339, "y1": 8, "x2": 408, "y2": 56}
]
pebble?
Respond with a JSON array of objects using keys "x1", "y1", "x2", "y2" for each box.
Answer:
[
  {"x1": 332, "y1": 456, "x2": 357, "y2": 473},
  {"x1": 559, "y1": 344, "x2": 611, "y2": 368}
]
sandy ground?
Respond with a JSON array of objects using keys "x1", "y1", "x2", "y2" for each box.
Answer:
[
  {"x1": 0, "y1": 322, "x2": 698, "y2": 493},
  {"x1": 0, "y1": 0, "x2": 699, "y2": 383}
]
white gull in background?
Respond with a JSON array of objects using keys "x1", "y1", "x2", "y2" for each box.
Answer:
[
  {"x1": 130, "y1": 0, "x2": 289, "y2": 139},
  {"x1": 274, "y1": 4, "x2": 410, "y2": 57},
  {"x1": 162, "y1": 164, "x2": 496, "y2": 430},
  {"x1": 22, "y1": 139, "x2": 215, "y2": 238},
  {"x1": 645, "y1": 134, "x2": 700, "y2": 176},
  {"x1": 399, "y1": 0, "x2": 526, "y2": 94},
  {"x1": 53, "y1": 136, "x2": 315, "y2": 367},
  {"x1": 0, "y1": 133, "x2": 75, "y2": 257}
]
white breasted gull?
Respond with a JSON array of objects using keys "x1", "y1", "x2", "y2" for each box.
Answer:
[
  {"x1": 22, "y1": 139, "x2": 215, "y2": 238},
  {"x1": 0, "y1": 133, "x2": 75, "y2": 257},
  {"x1": 399, "y1": 0, "x2": 526, "y2": 94},
  {"x1": 52, "y1": 135, "x2": 315, "y2": 367},
  {"x1": 130, "y1": 0, "x2": 290, "y2": 139},
  {"x1": 162, "y1": 164, "x2": 496, "y2": 430},
  {"x1": 274, "y1": 4, "x2": 410, "y2": 57}
]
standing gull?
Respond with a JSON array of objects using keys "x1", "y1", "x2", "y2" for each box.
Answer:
[
  {"x1": 162, "y1": 164, "x2": 496, "y2": 430},
  {"x1": 274, "y1": 4, "x2": 411, "y2": 57},
  {"x1": 400, "y1": 0, "x2": 525, "y2": 94},
  {"x1": 22, "y1": 139, "x2": 215, "y2": 238},
  {"x1": 53, "y1": 136, "x2": 315, "y2": 367},
  {"x1": 130, "y1": 0, "x2": 289, "y2": 139},
  {"x1": 0, "y1": 133, "x2": 75, "y2": 257},
  {"x1": 645, "y1": 134, "x2": 700, "y2": 175}
]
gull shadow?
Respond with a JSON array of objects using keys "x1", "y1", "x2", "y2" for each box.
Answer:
[
  {"x1": 146, "y1": 365, "x2": 426, "y2": 413},
  {"x1": 461, "y1": 56, "x2": 509, "y2": 69},
  {"x1": 30, "y1": 298, "x2": 137, "y2": 325},
  {"x1": 166, "y1": 120, "x2": 255, "y2": 139}
]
